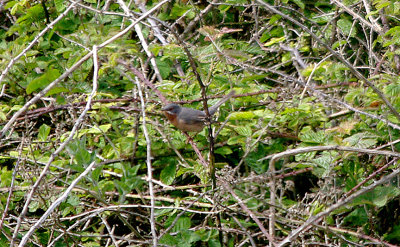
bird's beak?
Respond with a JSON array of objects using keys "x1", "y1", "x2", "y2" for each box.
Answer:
[{"x1": 161, "y1": 106, "x2": 167, "y2": 111}]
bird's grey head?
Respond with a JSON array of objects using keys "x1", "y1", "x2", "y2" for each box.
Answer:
[{"x1": 161, "y1": 103, "x2": 182, "y2": 115}]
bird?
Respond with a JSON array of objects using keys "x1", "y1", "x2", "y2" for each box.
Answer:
[{"x1": 161, "y1": 90, "x2": 236, "y2": 132}]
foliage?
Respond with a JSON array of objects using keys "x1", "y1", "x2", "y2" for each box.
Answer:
[{"x1": 1, "y1": 0, "x2": 400, "y2": 246}]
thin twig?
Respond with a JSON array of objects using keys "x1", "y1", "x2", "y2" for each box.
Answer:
[
  {"x1": 18, "y1": 161, "x2": 98, "y2": 246},
  {"x1": 278, "y1": 168, "x2": 400, "y2": 246},
  {"x1": 133, "y1": 76, "x2": 157, "y2": 246},
  {"x1": 221, "y1": 180, "x2": 275, "y2": 244},
  {"x1": 256, "y1": 0, "x2": 400, "y2": 123},
  {"x1": 0, "y1": 0, "x2": 169, "y2": 138},
  {"x1": 262, "y1": 145, "x2": 400, "y2": 246},
  {"x1": 0, "y1": 138, "x2": 24, "y2": 230},
  {"x1": 13, "y1": 44, "x2": 100, "y2": 245},
  {"x1": 0, "y1": 2, "x2": 77, "y2": 85},
  {"x1": 332, "y1": 0, "x2": 382, "y2": 34}
]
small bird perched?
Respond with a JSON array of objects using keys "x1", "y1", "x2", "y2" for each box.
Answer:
[{"x1": 161, "y1": 90, "x2": 236, "y2": 132}]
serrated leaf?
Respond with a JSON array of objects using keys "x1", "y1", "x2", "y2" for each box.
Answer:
[
  {"x1": 264, "y1": 36, "x2": 285, "y2": 47},
  {"x1": 38, "y1": 124, "x2": 51, "y2": 141},
  {"x1": 26, "y1": 68, "x2": 60, "y2": 94},
  {"x1": 156, "y1": 58, "x2": 171, "y2": 79},
  {"x1": 290, "y1": 0, "x2": 305, "y2": 9},
  {"x1": 229, "y1": 111, "x2": 255, "y2": 120},
  {"x1": 299, "y1": 128, "x2": 326, "y2": 144},
  {"x1": 54, "y1": 0, "x2": 66, "y2": 12},
  {"x1": 337, "y1": 18, "x2": 357, "y2": 37},
  {"x1": 227, "y1": 136, "x2": 246, "y2": 145},
  {"x1": 160, "y1": 163, "x2": 176, "y2": 185},
  {"x1": 66, "y1": 137, "x2": 95, "y2": 169},
  {"x1": 235, "y1": 126, "x2": 252, "y2": 137},
  {"x1": 171, "y1": 217, "x2": 191, "y2": 232},
  {"x1": 343, "y1": 132, "x2": 378, "y2": 148},
  {"x1": 215, "y1": 146, "x2": 233, "y2": 155},
  {"x1": 351, "y1": 186, "x2": 400, "y2": 208}
]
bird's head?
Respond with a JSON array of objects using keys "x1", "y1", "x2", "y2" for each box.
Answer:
[{"x1": 161, "y1": 103, "x2": 182, "y2": 115}]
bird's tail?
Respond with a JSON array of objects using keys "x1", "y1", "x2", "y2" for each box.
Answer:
[{"x1": 208, "y1": 90, "x2": 236, "y2": 115}]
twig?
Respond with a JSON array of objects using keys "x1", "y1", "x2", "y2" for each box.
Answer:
[
  {"x1": 13, "y1": 44, "x2": 100, "y2": 245},
  {"x1": 133, "y1": 76, "x2": 157, "y2": 246},
  {"x1": 0, "y1": 138, "x2": 24, "y2": 230},
  {"x1": 221, "y1": 180, "x2": 275, "y2": 244},
  {"x1": 181, "y1": 0, "x2": 218, "y2": 38},
  {"x1": 116, "y1": 0, "x2": 163, "y2": 83},
  {"x1": 256, "y1": 0, "x2": 400, "y2": 124},
  {"x1": 278, "y1": 167, "x2": 400, "y2": 246},
  {"x1": 157, "y1": 191, "x2": 210, "y2": 240},
  {"x1": 0, "y1": 2, "x2": 77, "y2": 85},
  {"x1": 261, "y1": 145, "x2": 400, "y2": 246},
  {"x1": 232, "y1": 214, "x2": 257, "y2": 247},
  {"x1": 0, "y1": 0, "x2": 169, "y2": 138},
  {"x1": 332, "y1": 0, "x2": 382, "y2": 34},
  {"x1": 345, "y1": 159, "x2": 396, "y2": 197},
  {"x1": 18, "y1": 160, "x2": 98, "y2": 246},
  {"x1": 117, "y1": 59, "x2": 167, "y2": 104},
  {"x1": 101, "y1": 216, "x2": 119, "y2": 247},
  {"x1": 260, "y1": 145, "x2": 400, "y2": 162}
]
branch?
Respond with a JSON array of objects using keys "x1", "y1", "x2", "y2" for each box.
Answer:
[
  {"x1": 221, "y1": 180, "x2": 275, "y2": 245},
  {"x1": 278, "y1": 167, "x2": 400, "y2": 246},
  {"x1": 0, "y1": 0, "x2": 169, "y2": 138},
  {"x1": 256, "y1": 0, "x2": 400, "y2": 123},
  {"x1": 0, "y1": 2, "x2": 77, "y2": 85},
  {"x1": 260, "y1": 145, "x2": 400, "y2": 246},
  {"x1": 13, "y1": 45, "x2": 100, "y2": 245},
  {"x1": 133, "y1": 75, "x2": 157, "y2": 246}
]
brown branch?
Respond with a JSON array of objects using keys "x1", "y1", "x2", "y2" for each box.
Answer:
[
  {"x1": 263, "y1": 145, "x2": 400, "y2": 246},
  {"x1": 117, "y1": 59, "x2": 167, "y2": 104},
  {"x1": 345, "y1": 159, "x2": 396, "y2": 197},
  {"x1": 221, "y1": 179, "x2": 275, "y2": 245},
  {"x1": 256, "y1": 0, "x2": 400, "y2": 123}
]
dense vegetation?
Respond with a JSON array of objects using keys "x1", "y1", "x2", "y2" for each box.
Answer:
[{"x1": 1, "y1": 0, "x2": 400, "y2": 246}]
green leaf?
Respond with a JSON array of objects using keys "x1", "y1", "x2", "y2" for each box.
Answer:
[
  {"x1": 17, "y1": 4, "x2": 44, "y2": 25},
  {"x1": 0, "y1": 167, "x2": 12, "y2": 187},
  {"x1": 91, "y1": 165, "x2": 102, "y2": 183},
  {"x1": 351, "y1": 186, "x2": 400, "y2": 207},
  {"x1": 208, "y1": 238, "x2": 222, "y2": 247},
  {"x1": 215, "y1": 146, "x2": 233, "y2": 155},
  {"x1": 343, "y1": 207, "x2": 368, "y2": 226},
  {"x1": 156, "y1": 58, "x2": 171, "y2": 79},
  {"x1": 38, "y1": 124, "x2": 51, "y2": 141},
  {"x1": 66, "y1": 137, "x2": 95, "y2": 170},
  {"x1": 343, "y1": 132, "x2": 378, "y2": 148},
  {"x1": 311, "y1": 152, "x2": 334, "y2": 178},
  {"x1": 28, "y1": 200, "x2": 40, "y2": 213},
  {"x1": 227, "y1": 136, "x2": 246, "y2": 145},
  {"x1": 235, "y1": 126, "x2": 252, "y2": 137},
  {"x1": 54, "y1": 0, "x2": 66, "y2": 12},
  {"x1": 46, "y1": 86, "x2": 69, "y2": 96},
  {"x1": 299, "y1": 128, "x2": 326, "y2": 144},
  {"x1": 229, "y1": 111, "x2": 255, "y2": 120},
  {"x1": 385, "y1": 83, "x2": 400, "y2": 97},
  {"x1": 290, "y1": 0, "x2": 305, "y2": 9},
  {"x1": 160, "y1": 163, "x2": 176, "y2": 185},
  {"x1": 26, "y1": 68, "x2": 60, "y2": 94},
  {"x1": 332, "y1": 40, "x2": 347, "y2": 49},
  {"x1": 159, "y1": 234, "x2": 178, "y2": 246},
  {"x1": 385, "y1": 224, "x2": 400, "y2": 241},
  {"x1": 264, "y1": 36, "x2": 286, "y2": 47},
  {"x1": 337, "y1": 18, "x2": 357, "y2": 37}
]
